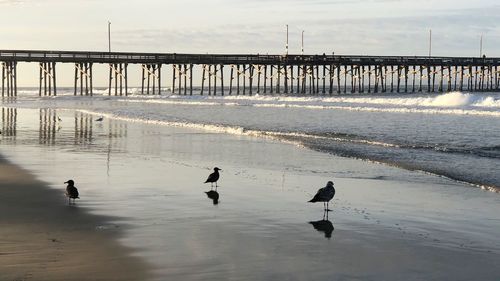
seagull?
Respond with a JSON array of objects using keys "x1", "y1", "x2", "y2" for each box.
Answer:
[
  {"x1": 308, "y1": 181, "x2": 335, "y2": 211},
  {"x1": 204, "y1": 167, "x2": 221, "y2": 189},
  {"x1": 95, "y1": 116, "x2": 104, "y2": 122},
  {"x1": 64, "y1": 180, "x2": 80, "y2": 205}
]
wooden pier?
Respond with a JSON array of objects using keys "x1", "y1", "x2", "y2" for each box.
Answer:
[{"x1": 2, "y1": 49, "x2": 500, "y2": 96}]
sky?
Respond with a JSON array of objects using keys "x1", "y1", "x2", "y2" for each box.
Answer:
[{"x1": 1, "y1": 0, "x2": 500, "y2": 86}]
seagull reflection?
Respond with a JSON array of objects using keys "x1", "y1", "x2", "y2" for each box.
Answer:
[
  {"x1": 205, "y1": 190, "x2": 220, "y2": 205},
  {"x1": 309, "y1": 211, "x2": 334, "y2": 239}
]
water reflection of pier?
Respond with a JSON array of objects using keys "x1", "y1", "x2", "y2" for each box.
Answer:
[
  {"x1": 105, "y1": 119, "x2": 128, "y2": 176},
  {"x1": 39, "y1": 108, "x2": 58, "y2": 145},
  {"x1": 3, "y1": 109, "x2": 131, "y2": 157},
  {"x1": 74, "y1": 112, "x2": 93, "y2": 145},
  {"x1": 73, "y1": 113, "x2": 127, "y2": 146},
  {"x1": 1, "y1": 107, "x2": 17, "y2": 137},
  {"x1": 108, "y1": 120, "x2": 127, "y2": 139}
]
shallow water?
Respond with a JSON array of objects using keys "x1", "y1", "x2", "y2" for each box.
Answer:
[
  {"x1": 1, "y1": 106, "x2": 500, "y2": 280},
  {"x1": 8, "y1": 89, "x2": 500, "y2": 191}
]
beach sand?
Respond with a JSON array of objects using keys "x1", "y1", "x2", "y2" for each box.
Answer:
[
  {"x1": 0, "y1": 156, "x2": 150, "y2": 281},
  {"x1": 1, "y1": 107, "x2": 500, "y2": 280}
]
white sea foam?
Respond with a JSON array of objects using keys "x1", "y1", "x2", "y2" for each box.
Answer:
[
  {"x1": 116, "y1": 97, "x2": 500, "y2": 118},
  {"x1": 175, "y1": 92, "x2": 500, "y2": 108},
  {"x1": 76, "y1": 109, "x2": 400, "y2": 149},
  {"x1": 118, "y1": 99, "x2": 234, "y2": 106},
  {"x1": 253, "y1": 103, "x2": 500, "y2": 117},
  {"x1": 17, "y1": 89, "x2": 41, "y2": 95},
  {"x1": 16, "y1": 87, "x2": 500, "y2": 111},
  {"x1": 114, "y1": 91, "x2": 500, "y2": 117},
  {"x1": 91, "y1": 87, "x2": 150, "y2": 95},
  {"x1": 320, "y1": 92, "x2": 500, "y2": 108},
  {"x1": 76, "y1": 109, "x2": 310, "y2": 148}
]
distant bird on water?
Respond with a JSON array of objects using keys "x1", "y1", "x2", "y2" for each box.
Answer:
[
  {"x1": 95, "y1": 116, "x2": 104, "y2": 122},
  {"x1": 204, "y1": 167, "x2": 221, "y2": 189},
  {"x1": 64, "y1": 180, "x2": 80, "y2": 204},
  {"x1": 309, "y1": 181, "x2": 335, "y2": 211}
]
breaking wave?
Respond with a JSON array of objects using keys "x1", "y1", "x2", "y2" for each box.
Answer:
[{"x1": 117, "y1": 91, "x2": 500, "y2": 117}]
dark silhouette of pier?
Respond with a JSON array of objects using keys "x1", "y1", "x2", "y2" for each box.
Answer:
[{"x1": 2, "y1": 50, "x2": 500, "y2": 97}]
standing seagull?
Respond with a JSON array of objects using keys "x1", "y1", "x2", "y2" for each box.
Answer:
[
  {"x1": 204, "y1": 167, "x2": 221, "y2": 189},
  {"x1": 64, "y1": 180, "x2": 80, "y2": 205},
  {"x1": 308, "y1": 181, "x2": 335, "y2": 211}
]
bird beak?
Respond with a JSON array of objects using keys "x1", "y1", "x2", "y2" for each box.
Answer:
[{"x1": 64, "y1": 181, "x2": 68, "y2": 184}]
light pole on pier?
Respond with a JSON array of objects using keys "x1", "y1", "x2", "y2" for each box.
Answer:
[
  {"x1": 428, "y1": 29, "x2": 432, "y2": 57},
  {"x1": 108, "y1": 21, "x2": 111, "y2": 52},
  {"x1": 285, "y1": 24, "x2": 289, "y2": 55},
  {"x1": 301, "y1": 30, "x2": 304, "y2": 55},
  {"x1": 480, "y1": 34, "x2": 483, "y2": 57}
]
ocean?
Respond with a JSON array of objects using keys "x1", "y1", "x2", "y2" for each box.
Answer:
[{"x1": 7, "y1": 89, "x2": 499, "y2": 192}]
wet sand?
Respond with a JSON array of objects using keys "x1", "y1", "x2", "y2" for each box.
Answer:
[
  {"x1": 1, "y1": 107, "x2": 500, "y2": 280},
  {"x1": 0, "y1": 156, "x2": 150, "y2": 281}
]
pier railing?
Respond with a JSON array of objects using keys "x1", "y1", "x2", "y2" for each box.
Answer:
[{"x1": 2, "y1": 49, "x2": 499, "y2": 65}]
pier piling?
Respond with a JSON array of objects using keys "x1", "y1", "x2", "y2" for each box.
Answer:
[{"x1": 1, "y1": 61, "x2": 17, "y2": 97}]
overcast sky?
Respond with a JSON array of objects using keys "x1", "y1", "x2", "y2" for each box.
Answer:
[
  {"x1": 2, "y1": 0, "x2": 499, "y2": 55},
  {"x1": 1, "y1": 0, "x2": 499, "y2": 85}
]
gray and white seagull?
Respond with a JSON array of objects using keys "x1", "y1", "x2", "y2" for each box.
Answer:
[
  {"x1": 204, "y1": 167, "x2": 222, "y2": 189},
  {"x1": 308, "y1": 181, "x2": 335, "y2": 211},
  {"x1": 64, "y1": 179, "x2": 80, "y2": 205}
]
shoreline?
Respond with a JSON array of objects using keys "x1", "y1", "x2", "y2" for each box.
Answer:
[
  {"x1": 1, "y1": 106, "x2": 500, "y2": 280},
  {"x1": 0, "y1": 155, "x2": 151, "y2": 281}
]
